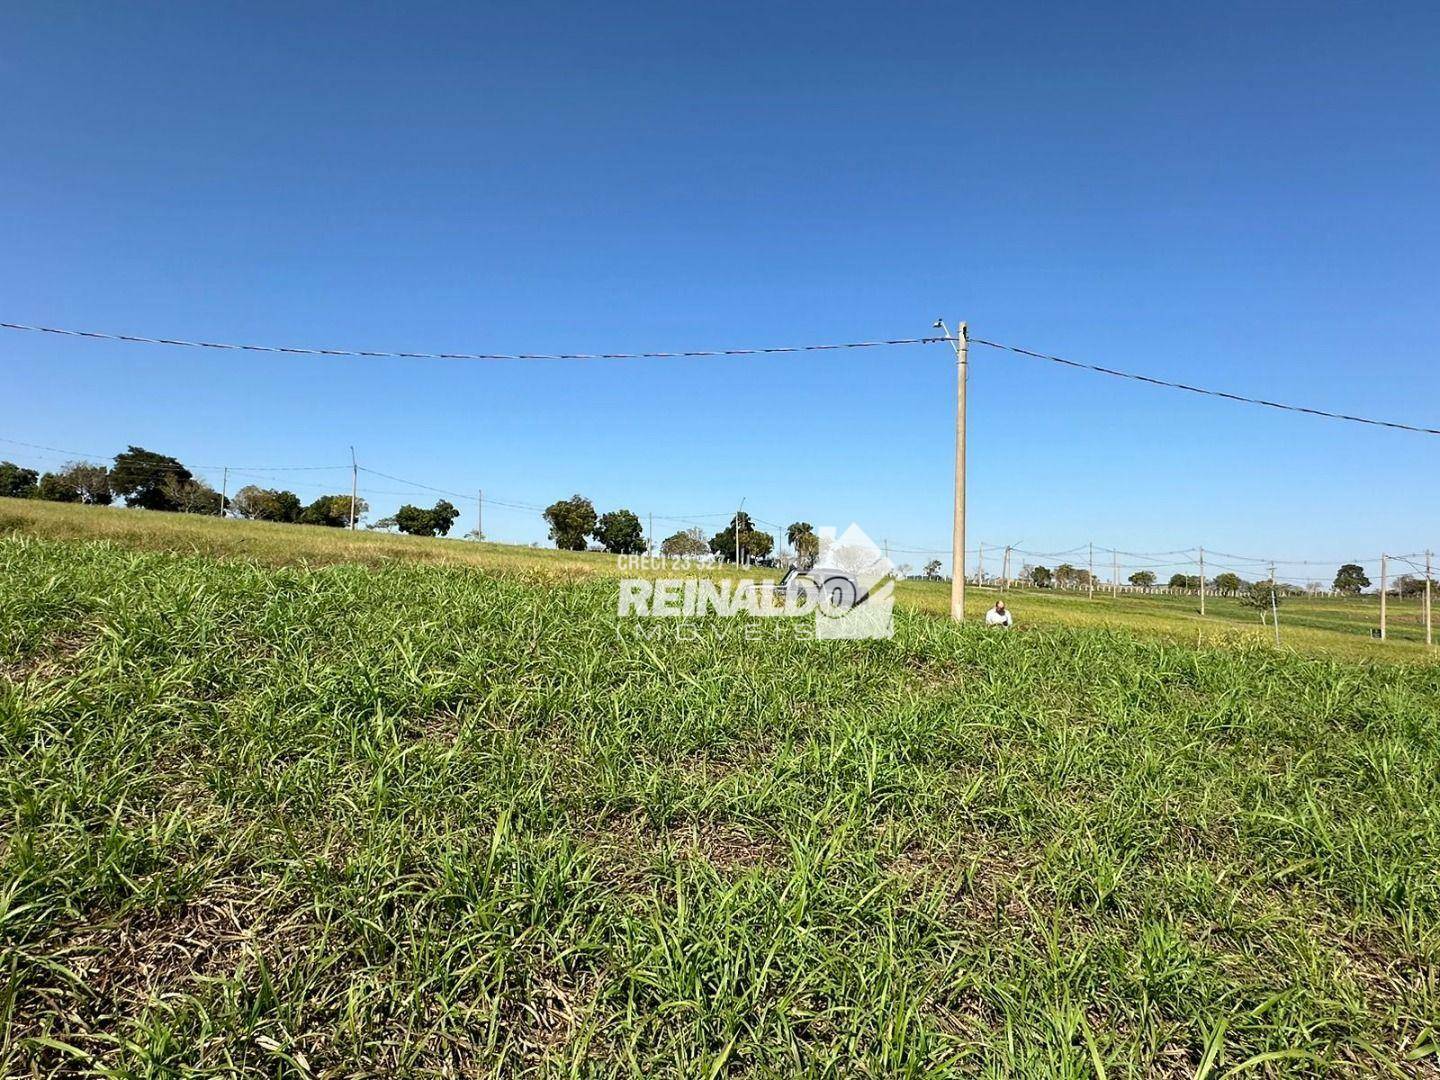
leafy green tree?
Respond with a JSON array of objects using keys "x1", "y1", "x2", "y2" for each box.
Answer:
[
  {"x1": 0, "y1": 461, "x2": 39, "y2": 498},
  {"x1": 594, "y1": 509, "x2": 646, "y2": 554},
  {"x1": 660, "y1": 528, "x2": 709, "y2": 557},
  {"x1": 1128, "y1": 570, "x2": 1156, "y2": 588},
  {"x1": 711, "y1": 512, "x2": 772, "y2": 564},
  {"x1": 1029, "y1": 565, "x2": 1053, "y2": 588},
  {"x1": 787, "y1": 522, "x2": 820, "y2": 568},
  {"x1": 394, "y1": 500, "x2": 460, "y2": 537},
  {"x1": 923, "y1": 559, "x2": 943, "y2": 579},
  {"x1": 1396, "y1": 574, "x2": 1429, "y2": 598},
  {"x1": 1240, "y1": 580, "x2": 1281, "y2": 620},
  {"x1": 61, "y1": 461, "x2": 111, "y2": 504},
  {"x1": 163, "y1": 475, "x2": 223, "y2": 514},
  {"x1": 300, "y1": 494, "x2": 366, "y2": 528},
  {"x1": 111, "y1": 446, "x2": 190, "y2": 510},
  {"x1": 230, "y1": 485, "x2": 301, "y2": 522},
  {"x1": 543, "y1": 495, "x2": 598, "y2": 551},
  {"x1": 36, "y1": 471, "x2": 81, "y2": 502},
  {"x1": 1333, "y1": 563, "x2": 1370, "y2": 594},
  {"x1": 1213, "y1": 572, "x2": 1243, "y2": 594},
  {"x1": 1168, "y1": 573, "x2": 1201, "y2": 590}
]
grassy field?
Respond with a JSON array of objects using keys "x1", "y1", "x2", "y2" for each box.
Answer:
[
  {"x1": 3, "y1": 502, "x2": 1440, "y2": 1075},
  {"x1": 1, "y1": 498, "x2": 1431, "y2": 665}
]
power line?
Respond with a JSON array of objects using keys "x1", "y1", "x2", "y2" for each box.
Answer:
[
  {"x1": 0, "y1": 320, "x2": 941, "y2": 362},
  {"x1": 967, "y1": 337, "x2": 1440, "y2": 437},
  {"x1": 0, "y1": 436, "x2": 346, "y2": 472}
]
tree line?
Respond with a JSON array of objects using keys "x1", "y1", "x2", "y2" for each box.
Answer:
[
  {"x1": 542, "y1": 496, "x2": 824, "y2": 564},
  {"x1": 0, "y1": 448, "x2": 465, "y2": 537}
]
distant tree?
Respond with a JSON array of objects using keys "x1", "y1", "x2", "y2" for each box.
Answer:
[
  {"x1": 1212, "y1": 572, "x2": 1243, "y2": 594},
  {"x1": 1240, "y1": 580, "x2": 1281, "y2": 620},
  {"x1": 711, "y1": 512, "x2": 772, "y2": 564},
  {"x1": 231, "y1": 485, "x2": 301, "y2": 523},
  {"x1": 463, "y1": 527, "x2": 485, "y2": 542},
  {"x1": 1395, "y1": 574, "x2": 1429, "y2": 598},
  {"x1": 110, "y1": 446, "x2": 190, "y2": 510},
  {"x1": 1167, "y1": 573, "x2": 1201, "y2": 590},
  {"x1": 36, "y1": 471, "x2": 81, "y2": 502},
  {"x1": 923, "y1": 558, "x2": 943, "y2": 579},
  {"x1": 1029, "y1": 565, "x2": 1053, "y2": 588},
  {"x1": 1054, "y1": 563, "x2": 1079, "y2": 589},
  {"x1": 300, "y1": 494, "x2": 365, "y2": 528},
  {"x1": 787, "y1": 522, "x2": 820, "y2": 568},
  {"x1": 661, "y1": 527, "x2": 709, "y2": 558},
  {"x1": 1332, "y1": 563, "x2": 1370, "y2": 594},
  {"x1": 594, "y1": 509, "x2": 646, "y2": 554},
  {"x1": 1128, "y1": 570, "x2": 1156, "y2": 588},
  {"x1": 393, "y1": 500, "x2": 460, "y2": 538},
  {"x1": 544, "y1": 495, "x2": 598, "y2": 551},
  {"x1": 162, "y1": 475, "x2": 223, "y2": 514},
  {"x1": 0, "y1": 461, "x2": 40, "y2": 499}
]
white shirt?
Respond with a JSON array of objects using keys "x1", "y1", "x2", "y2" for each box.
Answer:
[{"x1": 985, "y1": 607, "x2": 1013, "y2": 627}]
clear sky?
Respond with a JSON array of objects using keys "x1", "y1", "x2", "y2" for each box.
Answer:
[{"x1": 4, "y1": 2, "x2": 1438, "y2": 584}]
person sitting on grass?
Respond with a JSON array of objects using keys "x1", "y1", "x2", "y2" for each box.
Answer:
[{"x1": 985, "y1": 600, "x2": 1013, "y2": 628}]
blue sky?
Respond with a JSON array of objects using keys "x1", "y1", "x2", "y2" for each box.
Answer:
[{"x1": 4, "y1": 2, "x2": 1438, "y2": 583}]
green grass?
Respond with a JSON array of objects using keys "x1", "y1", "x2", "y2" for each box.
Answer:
[
  {"x1": 2, "y1": 507, "x2": 1439, "y2": 1074},
  {"x1": 2, "y1": 498, "x2": 1431, "y2": 665}
]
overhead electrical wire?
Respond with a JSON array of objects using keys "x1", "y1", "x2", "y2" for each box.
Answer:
[
  {"x1": 967, "y1": 337, "x2": 1440, "y2": 437},
  {"x1": 0, "y1": 320, "x2": 941, "y2": 362}
]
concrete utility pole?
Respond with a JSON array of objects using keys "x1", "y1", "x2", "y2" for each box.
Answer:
[
  {"x1": 219, "y1": 466, "x2": 228, "y2": 517},
  {"x1": 735, "y1": 498, "x2": 745, "y2": 566},
  {"x1": 977, "y1": 542, "x2": 984, "y2": 587},
  {"x1": 1426, "y1": 550, "x2": 1433, "y2": 647},
  {"x1": 648, "y1": 512, "x2": 653, "y2": 555},
  {"x1": 1422, "y1": 552, "x2": 1434, "y2": 648},
  {"x1": 1199, "y1": 547, "x2": 1206, "y2": 616},
  {"x1": 1087, "y1": 542, "x2": 1094, "y2": 600},
  {"x1": 477, "y1": 489, "x2": 484, "y2": 540},
  {"x1": 1112, "y1": 549, "x2": 1119, "y2": 599},
  {"x1": 349, "y1": 447, "x2": 358, "y2": 530},
  {"x1": 936, "y1": 319, "x2": 968, "y2": 622},
  {"x1": 1269, "y1": 563, "x2": 1280, "y2": 646},
  {"x1": 1380, "y1": 553, "x2": 1388, "y2": 641},
  {"x1": 1002, "y1": 545, "x2": 1011, "y2": 592}
]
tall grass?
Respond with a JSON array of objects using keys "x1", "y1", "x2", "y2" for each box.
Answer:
[{"x1": 2, "y1": 531, "x2": 1438, "y2": 1074}]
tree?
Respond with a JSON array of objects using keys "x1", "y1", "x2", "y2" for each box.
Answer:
[
  {"x1": 1333, "y1": 563, "x2": 1370, "y2": 594},
  {"x1": 231, "y1": 485, "x2": 301, "y2": 522},
  {"x1": 543, "y1": 495, "x2": 597, "y2": 551},
  {"x1": 787, "y1": 522, "x2": 820, "y2": 568},
  {"x1": 1396, "y1": 574, "x2": 1429, "y2": 599},
  {"x1": 661, "y1": 528, "x2": 709, "y2": 558},
  {"x1": 163, "y1": 475, "x2": 223, "y2": 514},
  {"x1": 1128, "y1": 570, "x2": 1156, "y2": 588},
  {"x1": 711, "y1": 512, "x2": 772, "y2": 564},
  {"x1": 1240, "y1": 580, "x2": 1281, "y2": 620},
  {"x1": 1029, "y1": 565, "x2": 1053, "y2": 588},
  {"x1": 1168, "y1": 574, "x2": 1201, "y2": 590},
  {"x1": 594, "y1": 509, "x2": 646, "y2": 554},
  {"x1": 111, "y1": 446, "x2": 190, "y2": 510},
  {"x1": 923, "y1": 559, "x2": 943, "y2": 579},
  {"x1": 1213, "y1": 572, "x2": 1243, "y2": 594},
  {"x1": 394, "y1": 500, "x2": 461, "y2": 537},
  {"x1": 36, "y1": 471, "x2": 81, "y2": 502},
  {"x1": 300, "y1": 494, "x2": 366, "y2": 528},
  {"x1": 0, "y1": 461, "x2": 39, "y2": 498}
]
